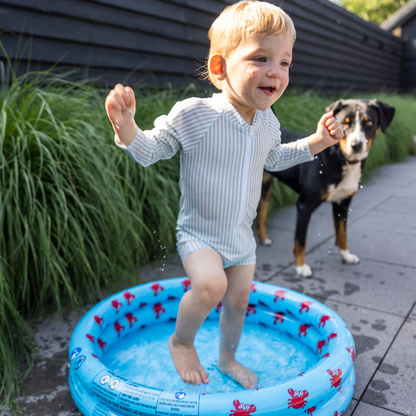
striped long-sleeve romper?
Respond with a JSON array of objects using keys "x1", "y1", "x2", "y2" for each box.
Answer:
[{"x1": 116, "y1": 93, "x2": 313, "y2": 268}]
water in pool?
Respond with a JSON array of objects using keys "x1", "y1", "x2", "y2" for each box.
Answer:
[{"x1": 102, "y1": 318, "x2": 318, "y2": 393}]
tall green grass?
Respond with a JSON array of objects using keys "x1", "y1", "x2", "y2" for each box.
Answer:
[
  {"x1": 0, "y1": 64, "x2": 196, "y2": 409},
  {"x1": 0, "y1": 57, "x2": 415, "y2": 411}
]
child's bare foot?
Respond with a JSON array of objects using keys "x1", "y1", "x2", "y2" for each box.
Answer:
[
  {"x1": 217, "y1": 360, "x2": 258, "y2": 389},
  {"x1": 169, "y1": 334, "x2": 209, "y2": 386}
]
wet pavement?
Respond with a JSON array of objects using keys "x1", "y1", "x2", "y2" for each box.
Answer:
[{"x1": 4, "y1": 156, "x2": 416, "y2": 416}]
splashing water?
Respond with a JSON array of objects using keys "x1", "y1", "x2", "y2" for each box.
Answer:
[{"x1": 102, "y1": 319, "x2": 318, "y2": 393}]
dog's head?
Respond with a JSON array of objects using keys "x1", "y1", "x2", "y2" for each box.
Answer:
[{"x1": 325, "y1": 99, "x2": 395, "y2": 162}]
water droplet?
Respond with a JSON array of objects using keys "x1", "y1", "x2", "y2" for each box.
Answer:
[
  {"x1": 360, "y1": 185, "x2": 363, "y2": 188},
  {"x1": 328, "y1": 250, "x2": 331, "y2": 253},
  {"x1": 319, "y1": 171, "x2": 322, "y2": 174},
  {"x1": 116, "y1": 125, "x2": 120, "y2": 130}
]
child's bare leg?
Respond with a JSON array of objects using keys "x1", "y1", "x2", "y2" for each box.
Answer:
[
  {"x1": 217, "y1": 264, "x2": 258, "y2": 389},
  {"x1": 170, "y1": 248, "x2": 227, "y2": 386}
]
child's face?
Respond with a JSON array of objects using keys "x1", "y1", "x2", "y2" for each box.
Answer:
[{"x1": 221, "y1": 31, "x2": 293, "y2": 125}]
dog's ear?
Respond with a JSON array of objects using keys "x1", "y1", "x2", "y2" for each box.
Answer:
[
  {"x1": 325, "y1": 100, "x2": 347, "y2": 115},
  {"x1": 368, "y1": 99, "x2": 395, "y2": 134}
]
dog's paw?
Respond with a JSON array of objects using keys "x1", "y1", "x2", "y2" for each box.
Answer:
[
  {"x1": 295, "y1": 264, "x2": 313, "y2": 277},
  {"x1": 261, "y1": 237, "x2": 273, "y2": 246},
  {"x1": 340, "y1": 249, "x2": 360, "y2": 264}
]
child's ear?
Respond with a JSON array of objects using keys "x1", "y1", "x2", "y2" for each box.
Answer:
[{"x1": 209, "y1": 54, "x2": 226, "y2": 82}]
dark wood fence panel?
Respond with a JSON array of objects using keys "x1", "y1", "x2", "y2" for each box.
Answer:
[
  {"x1": 0, "y1": 0, "x2": 405, "y2": 90},
  {"x1": 402, "y1": 18, "x2": 416, "y2": 90}
]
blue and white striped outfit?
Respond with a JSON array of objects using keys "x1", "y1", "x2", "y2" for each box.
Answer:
[{"x1": 116, "y1": 93, "x2": 313, "y2": 268}]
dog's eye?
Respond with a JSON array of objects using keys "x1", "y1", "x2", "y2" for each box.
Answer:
[
  {"x1": 344, "y1": 117, "x2": 350, "y2": 124},
  {"x1": 366, "y1": 120, "x2": 373, "y2": 126}
]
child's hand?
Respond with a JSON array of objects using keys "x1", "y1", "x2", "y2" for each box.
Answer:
[
  {"x1": 308, "y1": 112, "x2": 344, "y2": 156},
  {"x1": 105, "y1": 84, "x2": 137, "y2": 146}
]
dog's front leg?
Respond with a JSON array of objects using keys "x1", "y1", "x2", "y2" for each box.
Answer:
[
  {"x1": 294, "y1": 199, "x2": 316, "y2": 277},
  {"x1": 332, "y1": 197, "x2": 359, "y2": 264}
]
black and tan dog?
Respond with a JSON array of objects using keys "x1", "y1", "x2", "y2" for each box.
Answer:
[{"x1": 258, "y1": 99, "x2": 395, "y2": 277}]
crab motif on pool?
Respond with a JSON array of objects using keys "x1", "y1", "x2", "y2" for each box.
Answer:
[
  {"x1": 287, "y1": 388, "x2": 309, "y2": 409},
  {"x1": 230, "y1": 400, "x2": 257, "y2": 416}
]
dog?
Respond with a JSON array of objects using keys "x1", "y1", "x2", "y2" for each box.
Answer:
[{"x1": 258, "y1": 99, "x2": 395, "y2": 277}]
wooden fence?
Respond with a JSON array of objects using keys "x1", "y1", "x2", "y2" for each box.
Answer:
[{"x1": 0, "y1": 0, "x2": 405, "y2": 90}]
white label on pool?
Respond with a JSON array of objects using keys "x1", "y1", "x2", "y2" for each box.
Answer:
[{"x1": 156, "y1": 391, "x2": 199, "y2": 415}]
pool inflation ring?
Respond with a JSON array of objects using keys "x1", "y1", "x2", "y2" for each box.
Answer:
[{"x1": 69, "y1": 278, "x2": 355, "y2": 415}]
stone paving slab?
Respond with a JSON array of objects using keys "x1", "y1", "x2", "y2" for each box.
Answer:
[
  {"x1": 342, "y1": 225, "x2": 416, "y2": 268},
  {"x1": 265, "y1": 275, "x2": 405, "y2": 401},
  {"x1": 378, "y1": 195, "x2": 416, "y2": 214},
  {"x1": 353, "y1": 209, "x2": 416, "y2": 235},
  {"x1": 362, "y1": 317, "x2": 416, "y2": 415},
  {"x1": 262, "y1": 251, "x2": 416, "y2": 317},
  {"x1": 353, "y1": 401, "x2": 406, "y2": 416}
]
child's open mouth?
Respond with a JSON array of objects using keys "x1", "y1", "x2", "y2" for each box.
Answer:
[{"x1": 259, "y1": 87, "x2": 276, "y2": 95}]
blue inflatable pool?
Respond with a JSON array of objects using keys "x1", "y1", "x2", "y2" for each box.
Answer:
[{"x1": 69, "y1": 278, "x2": 355, "y2": 415}]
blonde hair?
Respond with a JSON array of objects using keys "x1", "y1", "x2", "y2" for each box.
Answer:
[{"x1": 204, "y1": 1, "x2": 296, "y2": 89}]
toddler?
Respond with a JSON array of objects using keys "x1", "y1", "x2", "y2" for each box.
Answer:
[{"x1": 105, "y1": 0, "x2": 343, "y2": 390}]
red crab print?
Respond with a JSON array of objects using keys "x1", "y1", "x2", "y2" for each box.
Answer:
[
  {"x1": 86, "y1": 334, "x2": 95, "y2": 343},
  {"x1": 111, "y1": 299, "x2": 123, "y2": 314},
  {"x1": 299, "y1": 301, "x2": 313, "y2": 313},
  {"x1": 327, "y1": 332, "x2": 338, "y2": 344},
  {"x1": 91, "y1": 353, "x2": 100, "y2": 359},
  {"x1": 97, "y1": 338, "x2": 107, "y2": 350},
  {"x1": 182, "y1": 279, "x2": 191, "y2": 292},
  {"x1": 229, "y1": 400, "x2": 257, "y2": 416},
  {"x1": 334, "y1": 411, "x2": 344, "y2": 416},
  {"x1": 287, "y1": 388, "x2": 308, "y2": 410},
  {"x1": 114, "y1": 321, "x2": 125, "y2": 337},
  {"x1": 152, "y1": 303, "x2": 166, "y2": 318},
  {"x1": 299, "y1": 323, "x2": 310, "y2": 337},
  {"x1": 123, "y1": 291, "x2": 135, "y2": 305},
  {"x1": 317, "y1": 339, "x2": 327, "y2": 354},
  {"x1": 168, "y1": 295, "x2": 177, "y2": 300},
  {"x1": 139, "y1": 302, "x2": 147, "y2": 308},
  {"x1": 318, "y1": 315, "x2": 331, "y2": 328},
  {"x1": 258, "y1": 300, "x2": 269, "y2": 308},
  {"x1": 274, "y1": 290, "x2": 286, "y2": 302},
  {"x1": 94, "y1": 315, "x2": 104, "y2": 329},
  {"x1": 322, "y1": 353, "x2": 330, "y2": 359},
  {"x1": 151, "y1": 282, "x2": 164, "y2": 296},
  {"x1": 216, "y1": 302, "x2": 223, "y2": 313},
  {"x1": 306, "y1": 406, "x2": 316, "y2": 415},
  {"x1": 251, "y1": 283, "x2": 257, "y2": 293},
  {"x1": 125, "y1": 313, "x2": 137, "y2": 328},
  {"x1": 346, "y1": 346, "x2": 355, "y2": 362},
  {"x1": 246, "y1": 304, "x2": 257, "y2": 317},
  {"x1": 327, "y1": 369, "x2": 343, "y2": 388},
  {"x1": 274, "y1": 312, "x2": 285, "y2": 324},
  {"x1": 298, "y1": 372, "x2": 305, "y2": 377}
]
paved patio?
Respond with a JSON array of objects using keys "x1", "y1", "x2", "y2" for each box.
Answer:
[{"x1": 5, "y1": 156, "x2": 416, "y2": 416}]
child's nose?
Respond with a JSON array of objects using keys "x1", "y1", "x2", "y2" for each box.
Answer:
[{"x1": 268, "y1": 63, "x2": 283, "y2": 78}]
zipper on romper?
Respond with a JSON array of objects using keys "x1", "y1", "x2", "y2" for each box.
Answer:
[{"x1": 237, "y1": 127, "x2": 252, "y2": 228}]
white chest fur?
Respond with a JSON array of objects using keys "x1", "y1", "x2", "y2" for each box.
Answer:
[{"x1": 326, "y1": 163, "x2": 361, "y2": 202}]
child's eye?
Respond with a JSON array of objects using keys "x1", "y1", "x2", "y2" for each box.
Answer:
[
  {"x1": 255, "y1": 57, "x2": 267, "y2": 62},
  {"x1": 281, "y1": 61, "x2": 293, "y2": 68}
]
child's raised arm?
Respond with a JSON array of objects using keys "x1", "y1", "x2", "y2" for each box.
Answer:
[{"x1": 105, "y1": 84, "x2": 137, "y2": 146}]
